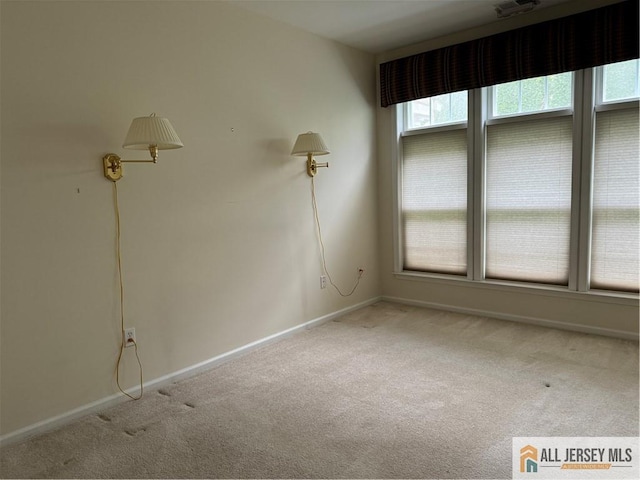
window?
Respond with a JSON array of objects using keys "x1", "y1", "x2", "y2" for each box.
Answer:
[
  {"x1": 406, "y1": 91, "x2": 468, "y2": 129},
  {"x1": 591, "y1": 60, "x2": 640, "y2": 292},
  {"x1": 485, "y1": 116, "x2": 573, "y2": 284},
  {"x1": 485, "y1": 73, "x2": 574, "y2": 285},
  {"x1": 401, "y1": 92, "x2": 468, "y2": 274},
  {"x1": 402, "y1": 129, "x2": 467, "y2": 274},
  {"x1": 601, "y1": 59, "x2": 640, "y2": 103},
  {"x1": 492, "y1": 72, "x2": 572, "y2": 117},
  {"x1": 398, "y1": 60, "x2": 639, "y2": 294}
]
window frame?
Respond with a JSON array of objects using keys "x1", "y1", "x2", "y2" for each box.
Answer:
[
  {"x1": 588, "y1": 66, "x2": 640, "y2": 293},
  {"x1": 392, "y1": 64, "x2": 639, "y2": 302},
  {"x1": 398, "y1": 93, "x2": 470, "y2": 278}
]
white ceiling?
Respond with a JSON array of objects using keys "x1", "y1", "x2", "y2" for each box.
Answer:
[{"x1": 230, "y1": 0, "x2": 575, "y2": 54}]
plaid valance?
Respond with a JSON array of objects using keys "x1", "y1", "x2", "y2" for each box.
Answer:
[{"x1": 380, "y1": 0, "x2": 639, "y2": 107}]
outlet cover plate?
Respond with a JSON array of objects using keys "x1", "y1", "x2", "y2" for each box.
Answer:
[{"x1": 124, "y1": 328, "x2": 136, "y2": 347}]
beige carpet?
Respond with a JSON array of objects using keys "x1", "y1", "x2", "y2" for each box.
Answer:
[{"x1": 1, "y1": 301, "x2": 638, "y2": 479}]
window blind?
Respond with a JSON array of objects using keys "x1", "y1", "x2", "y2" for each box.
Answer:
[
  {"x1": 402, "y1": 130, "x2": 467, "y2": 274},
  {"x1": 486, "y1": 116, "x2": 573, "y2": 284},
  {"x1": 591, "y1": 108, "x2": 639, "y2": 292}
]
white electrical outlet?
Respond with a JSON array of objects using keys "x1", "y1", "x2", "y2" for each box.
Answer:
[
  {"x1": 320, "y1": 275, "x2": 327, "y2": 289},
  {"x1": 124, "y1": 328, "x2": 136, "y2": 347}
]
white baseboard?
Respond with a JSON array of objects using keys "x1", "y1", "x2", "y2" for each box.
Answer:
[
  {"x1": 0, "y1": 297, "x2": 381, "y2": 447},
  {"x1": 382, "y1": 295, "x2": 639, "y2": 341}
]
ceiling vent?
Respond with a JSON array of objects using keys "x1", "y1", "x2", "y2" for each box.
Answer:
[{"x1": 495, "y1": 0, "x2": 540, "y2": 19}]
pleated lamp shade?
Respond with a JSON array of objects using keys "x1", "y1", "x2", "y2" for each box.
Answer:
[
  {"x1": 123, "y1": 114, "x2": 183, "y2": 150},
  {"x1": 291, "y1": 132, "x2": 330, "y2": 156}
]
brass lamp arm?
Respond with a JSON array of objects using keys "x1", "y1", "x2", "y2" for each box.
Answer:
[
  {"x1": 103, "y1": 145, "x2": 162, "y2": 181},
  {"x1": 306, "y1": 153, "x2": 329, "y2": 177}
]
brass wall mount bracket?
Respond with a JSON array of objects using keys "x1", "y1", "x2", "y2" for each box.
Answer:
[
  {"x1": 306, "y1": 153, "x2": 329, "y2": 177},
  {"x1": 103, "y1": 154, "x2": 123, "y2": 182}
]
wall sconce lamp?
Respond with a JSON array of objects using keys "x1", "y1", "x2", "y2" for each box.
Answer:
[
  {"x1": 291, "y1": 132, "x2": 330, "y2": 177},
  {"x1": 103, "y1": 113, "x2": 183, "y2": 182}
]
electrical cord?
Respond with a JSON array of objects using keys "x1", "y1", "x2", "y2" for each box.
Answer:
[
  {"x1": 113, "y1": 181, "x2": 144, "y2": 400},
  {"x1": 310, "y1": 177, "x2": 363, "y2": 297}
]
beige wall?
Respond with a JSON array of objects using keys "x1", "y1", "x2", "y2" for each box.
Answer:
[
  {"x1": 2, "y1": 0, "x2": 637, "y2": 441},
  {"x1": 375, "y1": 0, "x2": 639, "y2": 340},
  {"x1": 0, "y1": 0, "x2": 379, "y2": 436}
]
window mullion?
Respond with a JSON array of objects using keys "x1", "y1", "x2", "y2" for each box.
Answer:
[
  {"x1": 470, "y1": 88, "x2": 486, "y2": 280},
  {"x1": 568, "y1": 71, "x2": 583, "y2": 291},
  {"x1": 393, "y1": 104, "x2": 404, "y2": 273},
  {"x1": 577, "y1": 68, "x2": 596, "y2": 292}
]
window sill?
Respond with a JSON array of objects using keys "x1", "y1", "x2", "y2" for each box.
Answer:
[{"x1": 393, "y1": 271, "x2": 639, "y2": 306}]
